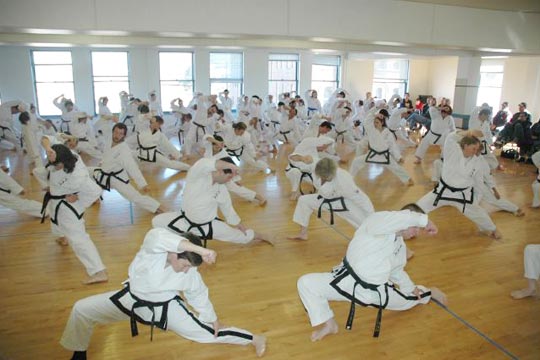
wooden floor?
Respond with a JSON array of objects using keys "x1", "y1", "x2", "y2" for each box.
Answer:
[{"x1": 1, "y1": 141, "x2": 539, "y2": 360}]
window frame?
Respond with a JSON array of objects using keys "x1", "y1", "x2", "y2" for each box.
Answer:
[
  {"x1": 372, "y1": 59, "x2": 410, "y2": 101},
  {"x1": 209, "y1": 52, "x2": 244, "y2": 109},
  {"x1": 90, "y1": 50, "x2": 131, "y2": 115},
  {"x1": 311, "y1": 55, "x2": 341, "y2": 104},
  {"x1": 268, "y1": 53, "x2": 299, "y2": 100},
  {"x1": 30, "y1": 49, "x2": 75, "y2": 117}
]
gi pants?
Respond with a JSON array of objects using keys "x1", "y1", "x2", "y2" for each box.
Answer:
[
  {"x1": 293, "y1": 194, "x2": 371, "y2": 228},
  {"x1": 297, "y1": 272, "x2": 430, "y2": 327},
  {"x1": 523, "y1": 245, "x2": 540, "y2": 280},
  {"x1": 0, "y1": 191, "x2": 42, "y2": 217},
  {"x1": 60, "y1": 290, "x2": 253, "y2": 351}
]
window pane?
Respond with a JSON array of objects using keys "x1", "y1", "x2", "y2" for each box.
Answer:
[
  {"x1": 372, "y1": 81, "x2": 405, "y2": 101},
  {"x1": 269, "y1": 60, "x2": 297, "y2": 81},
  {"x1": 313, "y1": 55, "x2": 340, "y2": 66},
  {"x1": 268, "y1": 81, "x2": 297, "y2": 101},
  {"x1": 91, "y1": 52, "x2": 129, "y2": 77},
  {"x1": 93, "y1": 81, "x2": 130, "y2": 113},
  {"x1": 479, "y1": 73, "x2": 503, "y2": 87},
  {"x1": 373, "y1": 59, "x2": 409, "y2": 80},
  {"x1": 35, "y1": 83, "x2": 75, "y2": 116},
  {"x1": 477, "y1": 87, "x2": 502, "y2": 107},
  {"x1": 210, "y1": 81, "x2": 242, "y2": 109},
  {"x1": 269, "y1": 53, "x2": 299, "y2": 61},
  {"x1": 311, "y1": 81, "x2": 337, "y2": 104},
  {"x1": 33, "y1": 51, "x2": 72, "y2": 65},
  {"x1": 161, "y1": 81, "x2": 194, "y2": 111},
  {"x1": 159, "y1": 52, "x2": 193, "y2": 80},
  {"x1": 210, "y1": 53, "x2": 243, "y2": 79},
  {"x1": 34, "y1": 65, "x2": 74, "y2": 82},
  {"x1": 312, "y1": 64, "x2": 337, "y2": 81}
]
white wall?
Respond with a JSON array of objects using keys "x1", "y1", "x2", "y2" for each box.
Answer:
[
  {"x1": 501, "y1": 57, "x2": 540, "y2": 122},
  {"x1": 428, "y1": 57, "x2": 459, "y2": 105},
  {"x1": 408, "y1": 59, "x2": 430, "y2": 98},
  {"x1": 342, "y1": 59, "x2": 373, "y2": 101}
]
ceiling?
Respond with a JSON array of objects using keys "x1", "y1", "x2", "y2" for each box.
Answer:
[{"x1": 402, "y1": 0, "x2": 540, "y2": 13}]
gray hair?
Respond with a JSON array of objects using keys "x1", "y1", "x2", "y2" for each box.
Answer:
[{"x1": 315, "y1": 158, "x2": 337, "y2": 181}]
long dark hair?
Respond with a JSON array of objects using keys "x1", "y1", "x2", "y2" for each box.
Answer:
[
  {"x1": 177, "y1": 232, "x2": 203, "y2": 266},
  {"x1": 51, "y1": 144, "x2": 78, "y2": 173}
]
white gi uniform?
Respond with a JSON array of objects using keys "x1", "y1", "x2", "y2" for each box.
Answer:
[
  {"x1": 167, "y1": 100, "x2": 192, "y2": 144},
  {"x1": 468, "y1": 114, "x2": 498, "y2": 170},
  {"x1": 0, "y1": 100, "x2": 23, "y2": 149},
  {"x1": 293, "y1": 168, "x2": 374, "y2": 229},
  {"x1": 94, "y1": 101, "x2": 114, "y2": 148},
  {"x1": 91, "y1": 141, "x2": 160, "y2": 213},
  {"x1": 136, "y1": 129, "x2": 190, "y2": 171},
  {"x1": 152, "y1": 158, "x2": 254, "y2": 245},
  {"x1": 415, "y1": 107, "x2": 455, "y2": 160},
  {"x1": 387, "y1": 108, "x2": 416, "y2": 147},
  {"x1": 350, "y1": 124, "x2": 411, "y2": 184},
  {"x1": 417, "y1": 132, "x2": 497, "y2": 232},
  {"x1": 297, "y1": 210, "x2": 433, "y2": 336},
  {"x1": 473, "y1": 156, "x2": 519, "y2": 214},
  {"x1": 20, "y1": 121, "x2": 42, "y2": 166},
  {"x1": 60, "y1": 228, "x2": 254, "y2": 351},
  {"x1": 218, "y1": 94, "x2": 235, "y2": 123},
  {"x1": 0, "y1": 170, "x2": 42, "y2": 217},
  {"x1": 331, "y1": 108, "x2": 357, "y2": 148},
  {"x1": 285, "y1": 137, "x2": 335, "y2": 194},
  {"x1": 183, "y1": 99, "x2": 218, "y2": 156},
  {"x1": 222, "y1": 124, "x2": 269, "y2": 172},
  {"x1": 532, "y1": 151, "x2": 540, "y2": 208},
  {"x1": 71, "y1": 121, "x2": 103, "y2": 159},
  {"x1": 522, "y1": 244, "x2": 540, "y2": 280},
  {"x1": 305, "y1": 90, "x2": 322, "y2": 117},
  {"x1": 277, "y1": 115, "x2": 301, "y2": 146},
  {"x1": 202, "y1": 136, "x2": 257, "y2": 202},
  {"x1": 53, "y1": 99, "x2": 79, "y2": 133},
  {"x1": 35, "y1": 156, "x2": 106, "y2": 276}
]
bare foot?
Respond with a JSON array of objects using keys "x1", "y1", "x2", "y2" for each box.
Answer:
[
  {"x1": 511, "y1": 288, "x2": 537, "y2": 300},
  {"x1": 311, "y1": 318, "x2": 338, "y2": 342},
  {"x1": 55, "y1": 237, "x2": 68, "y2": 246},
  {"x1": 287, "y1": 234, "x2": 308, "y2": 241},
  {"x1": 252, "y1": 335, "x2": 267, "y2": 357},
  {"x1": 512, "y1": 208, "x2": 525, "y2": 217},
  {"x1": 155, "y1": 207, "x2": 165, "y2": 214},
  {"x1": 430, "y1": 287, "x2": 448, "y2": 306},
  {"x1": 488, "y1": 230, "x2": 503, "y2": 240},
  {"x1": 255, "y1": 194, "x2": 267, "y2": 206},
  {"x1": 82, "y1": 270, "x2": 108, "y2": 285}
]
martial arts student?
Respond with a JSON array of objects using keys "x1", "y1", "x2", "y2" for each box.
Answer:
[
  {"x1": 18, "y1": 111, "x2": 42, "y2": 168},
  {"x1": 218, "y1": 90, "x2": 235, "y2": 123},
  {"x1": 222, "y1": 122, "x2": 273, "y2": 173},
  {"x1": 277, "y1": 107, "x2": 302, "y2": 146},
  {"x1": 183, "y1": 95, "x2": 219, "y2": 157},
  {"x1": 511, "y1": 244, "x2": 540, "y2": 299},
  {"x1": 297, "y1": 204, "x2": 447, "y2": 341},
  {"x1": 414, "y1": 105, "x2": 456, "y2": 164},
  {"x1": 416, "y1": 130, "x2": 502, "y2": 239},
  {"x1": 203, "y1": 134, "x2": 267, "y2": 205},
  {"x1": 152, "y1": 157, "x2": 272, "y2": 246},
  {"x1": 53, "y1": 94, "x2": 79, "y2": 133},
  {"x1": 532, "y1": 150, "x2": 540, "y2": 208},
  {"x1": 148, "y1": 90, "x2": 163, "y2": 116},
  {"x1": 285, "y1": 136, "x2": 335, "y2": 201},
  {"x1": 70, "y1": 112, "x2": 103, "y2": 160},
  {"x1": 0, "y1": 99, "x2": 26, "y2": 150},
  {"x1": 349, "y1": 110, "x2": 413, "y2": 186},
  {"x1": 91, "y1": 123, "x2": 164, "y2": 214},
  {"x1": 60, "y1": 229, "x2": 267, "y2": 360},
  {"x1": 94, "y1": 96, "x2": 117, "y2": 148},
  {"x1": 305, "y1": 89, "x2": 322, "y2": 117},
  {"x1": 168, "y1": 98, "x2": 192, "y2": 144},
  {"x1": 468, "y1": 108, "x2": 499, "y2": 170},
  {"x1": 0, "y1": 167, "x2": 43, "y2": 218},
  {"x1": 387, "y1": 107, "x2": 416, "y2": 147},
  {"x1": 135, "y1": 116, "x2": 190, "y2": 172},
  {"x1": 288, "y1": 158, "x2": 374, "y2": 240},
  {"x1": 35, "y1": 142, "x2": 108, "y2": 284},
  {"x1": 330, "y1": 104, "x2": 357, "y2": 150}
]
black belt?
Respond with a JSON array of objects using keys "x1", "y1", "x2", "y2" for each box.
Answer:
[
  {"x1": 0, "y1": 186, "x2": 11, "y2": 194},
  {"x1": 424, "y1": 129, "x2": 442, "y2": 144},
  {"x1": 167, "y1": 210, "x2": 219, "y2": 248},
  {"x1": 307, "y1": 107, "x2": 318, "y2": 116},
  {"x1": 481, "y1": 140, "x2": 488, "y2": 155},
  {"x1": 317, "y1": 195, "x2": 348, "y2": 225},
  {"x1": 271, "y1": 121, "x2": 280, "y2": 129},
  {"x1": 336, "y1": 130, "x2": 347, "y2": 144},
  {"x1": 60, "y1": 119, "x2": 71, "y2": 133},
  {"x1": 93, "y1": 168, "x2": 129, "y2": 191},
  {"x1": 40, "y1": 191, "x2": 83, "y2": 224},
  {"x1": 193, "y1": 122, "x2": 206, "y2": 142},
  {"x1": 365, "y1": 146, "x2": 390, "y2": 164},
  {"x1": 123, "y1": 115, "x2": 135, "y2": 132},
  {"x1": 226, "y1": 146, "x2": 244, "y2": 160},
  {"x1": 432, "y1": 178, "x2": 474, "y2": 212},
  {"x1": 388, "y1": 128, "x2": 398, "y2": 140},
  {"x1": 286, "y1": 162, "x2": 314, "y2": 195},
  {"x1": 0, "y1": 125, "x2": 13, "y2": 139},
  {"x1": 78, "y1": 137, "x2": 88, "y2": 142},
  {"x1": 280, "y1": 130, "x2": 291, "y2": 143},
  {"x1": 137, "y1": 134, "x2": 161, "y2": 162},
  {"x1": 110, "y1": 283, "x2": 179, "y2": 341}
]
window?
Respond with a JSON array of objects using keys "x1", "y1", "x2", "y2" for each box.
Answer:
[
  {"x1": 476, "y1": 58, "x2": 504, "y2": 107},
  {"x1": 311, "y1": 55, "x2": 341, "y2": 104},
  {"x1": 372, "y1": 59, "x2": 409, "y2": 101},
  {"x1": 31, "y1": 50, "x2": 75, "y2": 116},
  {"x1": 268, "y1": 54, "x2": 299, "y2": 101},
  {"x1": 91, "y1": 51, "x2": 130, "y2": 114},
  {"x1": 159, "y1": 52, "x2": 194, "y2": 111},
  {"x1": 210, "y1": 52, "x2": 243, "y2": 110}
]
